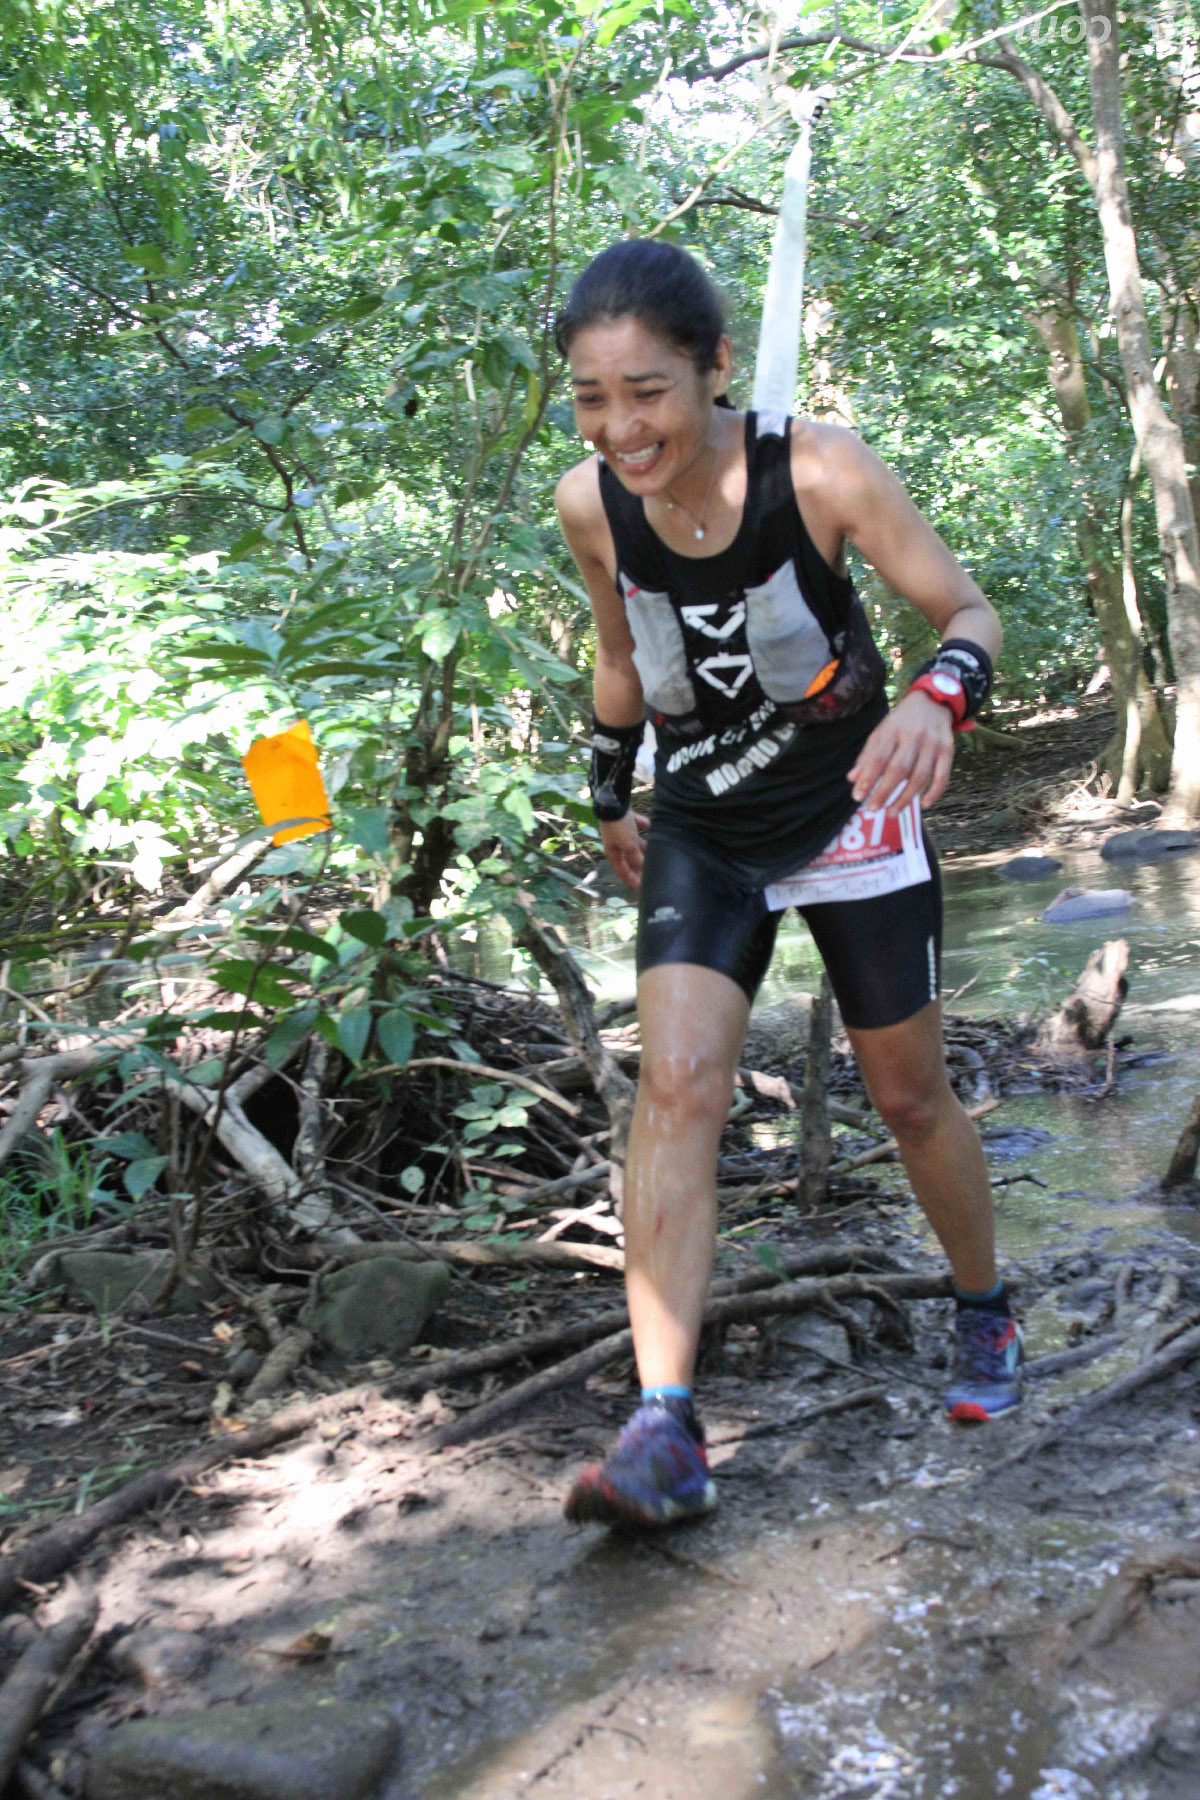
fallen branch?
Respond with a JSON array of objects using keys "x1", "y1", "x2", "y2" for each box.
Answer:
[
  {"x1": 515, "y1": 908, "x2": 635, "y2": 1168},
  {"x1": 165, "y1": 840, "x2": 266, "y2": 924},
  {"x1": 433, "y1": 1270, "x2": 952, "y2": 1446},
  {"x1": 389, "y1": 1247, "x2": 897, "y2": 1399},
  {"x1": 1025, "y1": 1334, "x2": 1122, "y2": 1381},
  {"x1": 995, "y1": 1321, "x2": 1200, "y2": 1469},
  {"x1": 242, "y1": 1329, "x2": 314, "y2": 1405},
  {"x1": 1069, "y1": 1539, "x2": 1200, "y2": 1663},
  {"x1": 0, "y1": 1599, "x2": 98, "y2": 1790},
  {"x1": 378, "y1": 1055, "x2": 581, "y2": 1118},
  {"x1": 298, "y1": 1236, "x2": 625, "y2": 1275},
  {"x1": 707, "y1": 1383, "x2": 889, "y2": 1447},
  {"x1": 0, "y1": 1041, "x2": 134, "y2": 1172}
]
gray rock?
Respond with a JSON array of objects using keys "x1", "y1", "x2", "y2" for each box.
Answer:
[
  {"x1": 110, "y1": 1627, "x2": 213, "y2": 1688},
  {"x1": 1042, "y1": 886, "x2": 1134, "y2": 924},
  {"x1": 48, "y1": 1251, "x2": 220, "y2": 1316},
  {"x1": 1001, "y1": 855, "x2": 1063, "y2": 880},
  {"x1": 311, "y1": 1257, "x2": 450, "y2": 1360},
  {"x1": 1100, "y1": 828, "x2": 1200, "y2": 862},
  {"x1": 775, "y1": 1316, "x2": 851, "y2": 1366},
  {"x1": 980, "y1": 1124, "x2": 1055, "y2": 1160},
  {"x1": 86, "y1": 1700, "x2": 400, "y2": 1800}
]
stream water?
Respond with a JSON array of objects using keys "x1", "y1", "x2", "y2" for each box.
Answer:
[{"x1": 460, "y1": 838, "x2": 1200, "y2": 1248}]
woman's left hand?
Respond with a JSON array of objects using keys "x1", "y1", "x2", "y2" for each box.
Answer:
[{"x1": 847, "y1": 691, "x2": 955, "y2": 817}]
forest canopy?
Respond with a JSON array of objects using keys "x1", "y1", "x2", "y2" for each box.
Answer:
[{"x1": 0, "y1": 0, "x2": 1196, "y2": 1240}]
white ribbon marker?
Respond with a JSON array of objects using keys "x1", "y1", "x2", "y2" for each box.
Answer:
[{"x1": 752, "y1": 87, "x2": 831, "y2": 418}]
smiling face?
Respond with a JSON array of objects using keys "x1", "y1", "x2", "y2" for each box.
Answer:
[{"x1": 568, "y1": 316, "x2": 732, "y2": 495}]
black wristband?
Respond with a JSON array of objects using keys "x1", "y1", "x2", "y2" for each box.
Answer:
[
  {"x1": 913, "y1": 638, "x2": 993, "y2": 721},
  {"x1": 589, "y1": 714, "x2": 644, "y2": 821}
]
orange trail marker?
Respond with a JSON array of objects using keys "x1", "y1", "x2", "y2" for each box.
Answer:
[{"x1": 242, "y1": 721, "x2": 331, "y2": 845}]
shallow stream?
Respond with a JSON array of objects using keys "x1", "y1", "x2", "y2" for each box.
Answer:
[{"x1": 510, "y1": 839, "x2": 1200, "y2": 1248}]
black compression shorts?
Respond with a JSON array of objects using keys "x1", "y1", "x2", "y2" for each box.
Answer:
[{"x1": 636, "y1": 824, "x2": 942, "y2": 1030}]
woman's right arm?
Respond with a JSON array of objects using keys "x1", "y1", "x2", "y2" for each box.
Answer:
[{"x1": 555, "y1": 461, "x2": 649, "y2": 889}]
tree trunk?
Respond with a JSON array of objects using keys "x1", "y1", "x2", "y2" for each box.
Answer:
[
  {"x1": 1078, "y1": 0, "x2": 1200, "y2": 820},
  {"x1": 1164, "y1": 1094, "x2": 1200, "y2": 1189},
  {"x1": 1032, "y1": 938, "x2": 1129, "y2": 1060},
  {"x1": 798, "y1": 974, "x2": 832, "y2": 1202},
  {"x1": 1163, "y1": 295, "x2": 1200, "y2": 531},
  {"x1": 1029, "y1": 284, "x2": 1171, "y2": 798},
  {"x1": 985, "y1": 15, "x2": 1200, "y2": 818}
]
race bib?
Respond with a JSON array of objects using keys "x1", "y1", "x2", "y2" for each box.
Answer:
[{"x1": 764, "y1": 797, "x2": 930, "y2": 910}]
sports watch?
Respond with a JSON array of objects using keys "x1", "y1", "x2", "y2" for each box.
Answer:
[{"x1": 908, "y1": 668, "x2": 973, "y2": 731}]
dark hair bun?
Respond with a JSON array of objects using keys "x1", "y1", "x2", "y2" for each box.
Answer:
[{"x1": 555, "y1": 241, "x2": 728, "y2": 384}]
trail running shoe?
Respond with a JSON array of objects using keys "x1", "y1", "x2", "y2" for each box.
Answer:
[
  {"x1": 945, "y1": 1308, "x2": 1025, "y2": 1422},
  {"x1": 564, "y1": 1402, "x2": 717, "y2": 1528}
]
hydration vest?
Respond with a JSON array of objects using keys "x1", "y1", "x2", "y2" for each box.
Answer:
[{"x1": 598, "y1": 411, "x2": 886, "y2": 741}]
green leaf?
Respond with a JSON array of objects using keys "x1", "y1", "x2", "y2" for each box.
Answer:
[
  {"x1": 754, "y1": 1243, "x2": 786, "y2": 1278},
  {"x1": 184, "y1": 405, "x2": 224, "y2": 431},
  {"x1": 210, "y1": 959, "x2": 298, "y2": 1007},
  {"x1": 337, "y1": 1004, "x2": 372, "y2": 1063},
  {"x1": 342, "y1": 294, "x2": 385, "y2": 323},
  {"x1": 263, "y1": 1005, "x2": 320, "y2": 1066},
  {"x1": 420, "y1": 616, "x2": 459, "y2": 659},
  {"x1": 124, "y1": 1155, "x2": 169, "y2": 1199},
  {"x1": 94, "y1": 1131, "x2": 157, "y2": 1162},
  {"x1": 341, "y1": 908, "x2": 387, "y2": 947},
  {"x1": 254, "y1": 416, "x2": 286, "y2": 445},
  {"x1": 399, "y1": 1165, "x2": 426, "y2": 1194},
  {"x1": 226, "y1": 527, "x2": 267, "y2": 560},
  {"x1": 272, "y1": 927, "x2": 339, "y2": 963},
  {"x1": 121, "y1": 243, "x2": 167, "y2": 275},
  {"x1": 377, "y1": 1007, "x2": 415, "y2": 1066},
  {"x1": 502, "y1": 788, "x2": 536, "y2": 833},
  {"x1": 345, "y1": 806, "x2": 391, "y2": 856},
  {"x1": 235, "y1": 619, "x2": 283, "y2": 661}
]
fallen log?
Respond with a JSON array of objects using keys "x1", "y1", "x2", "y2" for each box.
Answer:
[
  {"x1": 0, "y1": 1598, "x2": 98, "y2": 1791},
  {"x1": 432, "y1": 1270, "x2": 952, "y2": 1447}
]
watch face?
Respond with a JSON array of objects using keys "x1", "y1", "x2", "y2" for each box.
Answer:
[{"x1": 931, "y1": 671, "x2": 963, "y2": 697}]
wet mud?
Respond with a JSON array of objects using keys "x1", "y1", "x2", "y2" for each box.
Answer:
[{"x1": 10, "y1": 1207, "x2": 1200, "y2": 1800}]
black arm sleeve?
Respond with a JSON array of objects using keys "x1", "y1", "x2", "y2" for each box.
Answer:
[
  {"x1": 589, "y1": 714, "x2": 644, "y2": 821},
  {"x1": 913, "y1": 638, "x2": 994, "y2": 721}
]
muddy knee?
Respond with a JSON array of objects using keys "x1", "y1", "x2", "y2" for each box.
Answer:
[{"x1": 637, "y1": 1049, "x2": 735, "y2": 1133}]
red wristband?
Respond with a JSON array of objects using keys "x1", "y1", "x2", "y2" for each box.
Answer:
[{"x1": 907, "y1": 670, "x2": 975, "y2": 732}]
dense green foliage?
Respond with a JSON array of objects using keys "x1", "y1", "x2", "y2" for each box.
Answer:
[{"x1": 1, "y1": 0, "x2": 1195, "y2": 957}]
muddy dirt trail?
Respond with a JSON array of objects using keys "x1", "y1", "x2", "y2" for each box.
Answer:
[{"x1": 8, "y1": 1200, "x2": 1200, "y2": 1800}]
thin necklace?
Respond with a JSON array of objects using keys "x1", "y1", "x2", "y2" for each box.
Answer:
[{"x1": 664, "y1": 439, "x2": 722, "y2": 541}]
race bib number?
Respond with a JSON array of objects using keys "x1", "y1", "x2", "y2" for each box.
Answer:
[{"x1": 764, "y1": 798, "x2": 930, "y2": 910}]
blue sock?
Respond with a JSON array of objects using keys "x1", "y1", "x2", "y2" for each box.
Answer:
[
  {"x1": 641, "y1": 1386, "x2": 700, "y2": 1439},
  {"x1": 955, "y1": 1280, "x2": 1010, "y2": 1317}
]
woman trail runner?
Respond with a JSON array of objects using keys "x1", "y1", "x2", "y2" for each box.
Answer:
[{"x1": 554, "y1": 239, "x2": 1021, "y2": 1529}]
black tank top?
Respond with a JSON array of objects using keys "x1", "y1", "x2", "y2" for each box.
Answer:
[{"x1": 598, "y1": 410, "x2": 889, "y2": 882}]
